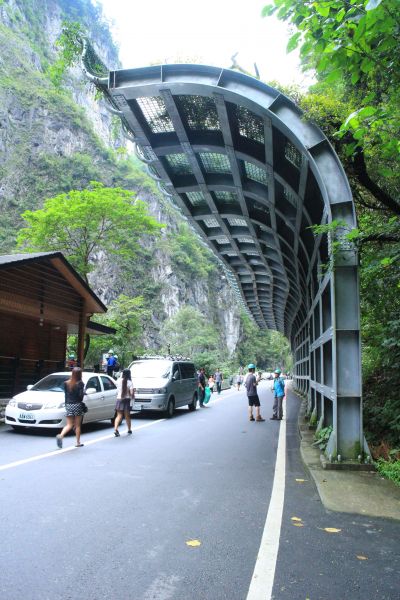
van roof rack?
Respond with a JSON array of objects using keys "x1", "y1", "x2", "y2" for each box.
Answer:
[{"x1": 134, "y1": 354, "x2": 192, "y2": 361}]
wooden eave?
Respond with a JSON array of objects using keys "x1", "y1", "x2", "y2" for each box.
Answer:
[{"x1": 0, "y1": 253, "x2": 107, "y2": 324}]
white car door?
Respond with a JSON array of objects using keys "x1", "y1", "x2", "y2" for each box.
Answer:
[
  {"x1": 84, "y1": 375, "x2": 104, "y2": 421},
  {"x1": 100, "y1": 375, "x2": 118, "y2": 418}
]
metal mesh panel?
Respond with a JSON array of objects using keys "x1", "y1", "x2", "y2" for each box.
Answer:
[
  {"x1": 283, "y1": 187, "x2": 298, "y2": 208},
  {"x1": 203, "y1": 216, "x2": 219, "y2": 228},
  {"x1": 215, "y1": 236, "x2": 229, "y2": 245},
  {"x1": 165, "y1": 153, "x2": 192, "y2": 175},
  {"x1": 237, "y1": 236, "x2": 255, "y2": 244},
  {"x1": 236, "y1": 106, "x2": 264, "y2": 144},
  {"x1": 199, "y1": 152, "x2": 231, "y2": 174},
  {"x1": 136, "y1": 97, "x2": 174, "y2": 133},
  {"x1": 176, "y1": 95, "x2": 220, "y2": 130},
  {"x1": 214, "y1": 191, "x2": 237, "y2": 201},
  {"x1": 285, "y1": 141, "x2": 302, "y2": 169},
  {"x1": 227, "y1": 217, "x2": 247, "y2": 227},
  {"x1": 186, "y1": 191, "x2": 206, "y2": 206},
  {"x1": 244, "y1": 162, "x2": 269, "y2": 185}
]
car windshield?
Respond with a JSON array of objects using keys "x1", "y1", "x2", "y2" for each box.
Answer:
[
  {"x1": 31, "y1": 374, "x2": 70, "y2": 392},
  {"x1": 130, "y1": 360, "x2": 171, "y2": 379}
]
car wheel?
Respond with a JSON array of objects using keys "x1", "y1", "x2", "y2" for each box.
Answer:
[
  {"x1": 188, "y1": 394, "x2": 197, "y2": 411},
  {"x1": 11, "y1": 425, "x2": 25, "y2": 432},
  {"x1": 165, "y1": 398, "x2": 175, "y2": 418}
]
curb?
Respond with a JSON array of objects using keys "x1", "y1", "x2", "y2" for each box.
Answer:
[{"x1": 296, "y1": 396, "x2": 400, "y2": 520}]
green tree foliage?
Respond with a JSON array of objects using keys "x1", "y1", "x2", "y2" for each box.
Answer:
[
  {"x1": 160, "y1": 306, "x2": 226, "y2": 373},
  {"x1": 17, "y1": 181, "x2": 163, "y2": 280},
  {"x1": 237, "y1": 314, "x2": 292, "y2": 372},
  {"x1": 262, "y1": 0, "x2": 400, "y2": 215},
  {"x1": 162, "y1": 222, "x2": 218, "y2": 280},
  {"x1": 85, "y1": 294, "x2": 150, "y2": 367}
]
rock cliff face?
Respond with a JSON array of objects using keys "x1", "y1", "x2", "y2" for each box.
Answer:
[{"x1": 0, "y1": 0, "x2": 242, "y2": 355}]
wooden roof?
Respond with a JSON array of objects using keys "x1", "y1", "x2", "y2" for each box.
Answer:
[{"x1": 0, "y1": 252, "x2": 107, "y2": 326}]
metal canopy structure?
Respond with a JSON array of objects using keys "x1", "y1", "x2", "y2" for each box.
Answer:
[{"x1": 89, "y1": 62, "x2": 364, "y2": 459}]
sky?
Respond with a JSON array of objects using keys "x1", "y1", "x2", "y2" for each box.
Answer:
[{"x1": 97, "y1": 0, "x2": 312, "y2": 88}]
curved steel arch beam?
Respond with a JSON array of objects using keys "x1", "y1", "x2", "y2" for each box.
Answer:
[{"x1": 101, "y1": 63, "x2": 363, "y2": 459}]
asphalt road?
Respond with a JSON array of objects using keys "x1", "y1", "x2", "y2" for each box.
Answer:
[{"x1": 0, "y1": 383, "x2": 399, "y2": 600}]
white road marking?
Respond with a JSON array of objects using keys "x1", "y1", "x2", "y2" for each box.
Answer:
[
  {"x1": 246, "y1": 402, "x2": 286, "y2": 600},
  {"x1": 0, "y1": 418, "x2": 166, "y2": 472}
]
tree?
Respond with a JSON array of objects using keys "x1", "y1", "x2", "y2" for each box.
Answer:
[
  {"x1": 17, "y1": 181, "x2": 163, "y2": 280},
  {"x1": 262, "y1": 0, "x2": 400, "y2": 217},
  {"x1": 84, "y1": 294, "x2": 150, "y2": 367},
  {"x1": 160, "y1": 306, "x2": 227, "y2": 373},
  {"x1": 163, "y1": 222, "x2": 218, "y2": 280},
  {"x1": 237, "y1": 313, "x2": 292, "y2": 371}
]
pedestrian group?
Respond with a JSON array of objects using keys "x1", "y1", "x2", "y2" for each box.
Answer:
[{"x1": 56, "y1": 360, "x2": 286, "y2": 448}]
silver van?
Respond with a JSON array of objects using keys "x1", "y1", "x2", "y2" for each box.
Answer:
[{"x1": 128, "y1": 357, "x2": 198, "y2": 417}]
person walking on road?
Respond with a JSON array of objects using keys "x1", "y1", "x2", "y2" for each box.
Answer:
[
  {"x1": 56, "y1": 367, "x2": 85, "y2": 448},
  {"x1": 244, "y1": 364, "x2": 265, "y2": 422},
  {"x1": 236, "y1": 373, "x2": 243, "y2": 391},
  {"x1": 114, "y1": 368, "x2": 134, "y2": 437},
  {"x1": 214, "y1": 368, "x2": 223, "y2": 394},
  {"x1": 271, "y1": 368, "x2": 285, "y2": 420},
  {"x1": 198, "y1": 367, "x2": 206, "y2": 407}
]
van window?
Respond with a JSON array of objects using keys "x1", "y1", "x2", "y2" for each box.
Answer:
[
  {"x1": 130, "y1": 360, "x2": 171, "y2": 379},
  {"x1": 172, "y1": 365, "x2": 181, "y2": 380},
  {"x1": 180, "y1": 363, "x2": 196, "y2": 379}
]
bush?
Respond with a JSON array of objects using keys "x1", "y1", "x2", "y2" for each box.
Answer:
[{"x1": 376, "y1": 459, "x2": 400, "y2": 487}]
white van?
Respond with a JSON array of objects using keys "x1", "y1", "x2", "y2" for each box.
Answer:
[{"x1": 128, "y1": 357, "x2": 198, "y2": 418}]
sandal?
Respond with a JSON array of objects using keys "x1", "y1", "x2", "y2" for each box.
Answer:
[
  {"x1": 114, "y1": 430, "x2": 120, "y2": 437},
  {"x1": 56, "y1": 434, "x2": 63, "y2": 449},
  {"x1": 75, "y1": 443, "x2": 84, "y2": 447},
  {"x1": 127, "y1": 430, "x2": 132, "y2": 435},
  {"x1": 249, "y1": 416, "x2": 255, "y2": 421}
]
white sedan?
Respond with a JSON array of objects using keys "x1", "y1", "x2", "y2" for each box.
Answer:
[{"x1": 5, "y1": 372, "x2": 118, "y2": 431}]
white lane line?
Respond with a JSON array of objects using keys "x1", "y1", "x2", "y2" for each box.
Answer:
[
  {"x1": 246, "y1": 407, "x2": 286, "y2": 600},
  {"x1": 0, "y1": 418, "x2": 165, "y2": 472}
]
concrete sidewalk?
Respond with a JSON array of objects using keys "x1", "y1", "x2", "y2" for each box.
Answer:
[{"x1": 297, "y1": 397, "x2": 400, "y2": 521}]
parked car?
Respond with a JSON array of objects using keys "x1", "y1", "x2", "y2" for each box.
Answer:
[
  {"x1": 128, "y1": 357, "x2": 198, "y2": 417},
  {"x1": 5, "y1": 372, "x2": 117, "y2": 431}
]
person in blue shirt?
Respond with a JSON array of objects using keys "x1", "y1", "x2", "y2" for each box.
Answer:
[
  {"x1": 271, "y1": 369, "x2": 285, "y2": 420},
  {"x1": 106, "y1": 350, "x2": 117, "y2": 377}
]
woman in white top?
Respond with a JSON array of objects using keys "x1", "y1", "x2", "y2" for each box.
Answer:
[{"x1": 114, "y1": 368, "x2": 134, "y2": 437}]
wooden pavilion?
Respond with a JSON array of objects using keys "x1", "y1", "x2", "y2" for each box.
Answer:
[{"x1": 0, "y1": 252, "x2": 113, "y2": 398}]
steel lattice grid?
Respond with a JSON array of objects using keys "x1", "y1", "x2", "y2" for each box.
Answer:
[
  {"x1": 199, "y1": 152, "x2": 231, "y2": 174},
  {"x1": 284, "y1": 141, "x2": 302, "y2": 169},
  {"x1": 186, "y1": 191, "x2": 207, "y2": 206},
  {"x1": 203, "y1": 216, "x2": 219, "y2": 229},
  {"x1": 236, "y1": 106, "x2": 264, "y2": 144},
  {"x1": 226, "y1": 217, "x2": 247, "y2": 227},
  {"x1": 176, "y1": 95, "x2": 220, "y2": 130},
  {"x1": 136, "y1": 96, "x2": 175, "y2": 133},
  {"x1": 165, "y1": 153, "x2": 193, "y2": 175},
  {"x1": 244, "y1": 161, "x2": 269, "y2": 185}
]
